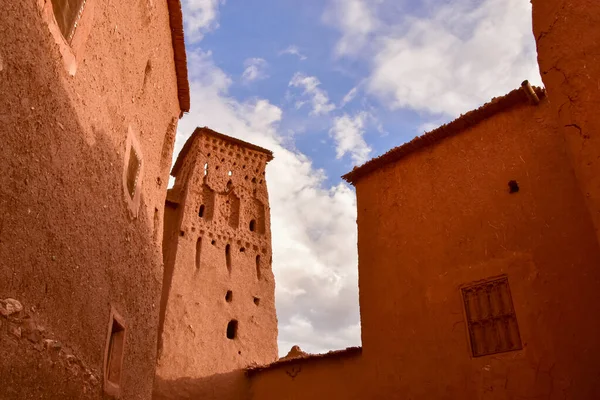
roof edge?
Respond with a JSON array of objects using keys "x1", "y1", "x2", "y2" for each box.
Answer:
[
  {"x1": 342, "y1": 85, "x2": 547, "y2": 185},
  {"x1": 245, "y1": 346, "x2": 362, "y2": 376},
  {"x1": 171, "y1": 127, "x2": 274, "y2": 177},
  {"x1": 166, "y1": 0, "x2": 190, "y2": 114}
]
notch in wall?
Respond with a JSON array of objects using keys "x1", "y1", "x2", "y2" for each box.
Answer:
[
  {"x1": 104, "y1": 307, "x2": 126, "y2": 398},
  {"x1": 122, "y1": 126, "x2": 144, "y2": 218}
]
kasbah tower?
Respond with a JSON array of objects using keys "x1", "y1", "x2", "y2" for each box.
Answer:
[{"x1": 156, "y1": 127, "x2": 278, "y2": 381}]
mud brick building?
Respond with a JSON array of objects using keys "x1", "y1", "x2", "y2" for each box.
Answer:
[
  {"x1": 2, "y1": 0, "x2": 600, "y2": 399},
  {"x1": 0, "y1": 0, "x2": 189, "y2": 398}
]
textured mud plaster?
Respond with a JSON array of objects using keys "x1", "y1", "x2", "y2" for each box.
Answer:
[
  {"x1": 0, "y1": 0, "x2": 183, "y2": 398},
  {"x1": 532, "y1": 0, "x2": 600, "y2": 249},
  {"x1": 348, "y1": 93, "x2": 600, "y2": 398},
  {"x1": 155, "y1": 127, "x2": 278, "y2": 389}
]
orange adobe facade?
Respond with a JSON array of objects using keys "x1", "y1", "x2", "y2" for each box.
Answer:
[
  {"x1": 155, "y1": 127, "x2": 278, "y2": 389},
  {"x1": 0, "y1": 0, "x2": 188, "y2": 398}
]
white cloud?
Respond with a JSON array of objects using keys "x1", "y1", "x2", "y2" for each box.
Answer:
[
  {"x1": 289, "y1": 73, "x2": 336, "y2": 116},
  {"x1": 329, "y1": 112, "x2": 372, "y2": 165},
  {"x1": 279, "y1": 45, "x2": 307, "y2": 61},
  {"x1": 325, "y1": 0, "x2": 543, "y2": 116},
  {"x1": 181, "y1": 0, "x2": 224, "y2": 42},
  {"x1": 176, "y1": 50, "x2": 361, "y2": 356},
  {"x1": 241, "y1": 58, "x2": 269, "y2": 84},
  {"x1": 322, "y1": 0, "x2": 380, "y2": 57},
  {"x1": 340, "y1": 86, "x2": 358, "y2": 107}
]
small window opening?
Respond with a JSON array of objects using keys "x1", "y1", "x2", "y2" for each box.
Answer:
[
  {"x1": 51, "y1": 0, "x2": 86, "y2": 42},
  {"x1": 228, "y1": 170, "x2": 232, "y2": 176},
  {"x1": 244, "y1": 175, "x2": 248, "y2": 180},
  {"x1": 226, "y1": 320, "x2": 238, "y2": 339},
  {"x1": 240, "y1": 247, "x2": 245, "y2": 252},
  {"x1": 215, "y1": 166, "x2": 220, "y2": 170},
  {"x1": 226, "y1": 180, "x2": 232, "y2": 191},
  {"x1": 126, "y1": 146, "x2": 141, "y2": 199},
  {"x1": 225, "y1": 290, "x2": 233, "y2": 302},
  {"x1": 211, "y1": 239, "x2": 216, "y2": 246},
  {"x1": 195, "y1": 237, "x2": 202, "y2": 269},
  {"x1": 179, "y1": 230, "x2": 185, "y2": 237},
  {"x1": 508, "y1": 180, "x2": 519, "y2": 193},
  {"x1": 225, "y1": 244, "x2": 231, "y2": 273},
  {"x1": 221, "y1": 157, "x2": 225, "y2": 162},
  {"x1": 256, "y1": 255, "x2": 262, "y2": 280},
  {"x1": 249, "y1": 220, "x2": 256, "y2": 232},
  {"x1": 199, "y1": 205, "x2": 205, "y2": 218},
  {"x1": 104, "y1": 311, "x2": 126, "y2": 396},
  {"x1": 253, "y1": 297, "x2": 260, "y2": 306},
  {"x1": 252, "y1": 177, "x2": 257, "y2": 183}
]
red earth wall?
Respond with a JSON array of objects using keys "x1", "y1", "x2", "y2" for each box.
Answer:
[
  {"x1": 532, "y1": 0, "x2": 600, "y2": 247},
  {"x1": 353, "y1": 98, "x2": 600, "y2": 398},
  {"x1": 0, "y1": 0, "x2": 181, "y2": 398}
]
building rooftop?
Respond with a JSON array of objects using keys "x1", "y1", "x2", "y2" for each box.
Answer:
[
  {"x1": 171, "y1": 127, "x2": 274, "y2": 177},
  {"x1": 342, "y1": 84, "x2": 546, "y2": 185}
]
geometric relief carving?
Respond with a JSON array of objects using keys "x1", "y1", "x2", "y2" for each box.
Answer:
[{"x1": 462, "y1": 276, "x2": 522, "y2": 357}]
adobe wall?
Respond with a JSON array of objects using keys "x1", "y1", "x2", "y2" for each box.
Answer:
[
  {"x1": 0, "y1": 0, "x2": 180, "y2": 398},
  {"x1": 247, "y1": 350, "x2": 364, "y2": 400},
  {"x1": 156, "y1": 129, "x2": 278, "y2": 388},
  {"x1": 354, "y1": 99, "x2": 600, "y2": 398},
  {"x1": 531, "y1": 0, "x2": 600, "y2": 247}
]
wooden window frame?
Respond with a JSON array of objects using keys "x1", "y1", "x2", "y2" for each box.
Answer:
[{"x1": 461, "y1": 275, "x2": 523, "y2": 358}]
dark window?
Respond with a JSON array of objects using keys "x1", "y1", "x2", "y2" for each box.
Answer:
[
  {"x1": 462, "y1": 276, "x2": 522, "y2": 357},
  {"x1": 225, "y1": 244, "x2": 231, "y2": 273},
  {"x1": 195, "y1": 238, "x2": 202, "y2": 269},
  {"x1": 253, "y1": 297, "x2": 260, "y2": 306},
  {"x1": 50, "y1": 0, "x2": 85, "y2": 42},
  {"x1": 226, "y1": 320, "x2": 238, "y2": 339},
  {"x1": 225, "y1": 290, "x2": 233, "y2": 302},
  {"x1": 126, "y1": 146, "x2": 141, "y2": 199},
  {"x1": 198, "y1": 205, "x2": 205, "y2": 218},
  {"x1": 249, "y1": 220, "x2": 256, "y2": 232},
  {"x1": 255, "y1": 255, "x2": 262, "y2": 280}
]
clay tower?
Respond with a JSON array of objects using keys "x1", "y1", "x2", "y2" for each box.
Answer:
[{"x1": 156, "y1": 127, "x2": 278, "y2": 381}]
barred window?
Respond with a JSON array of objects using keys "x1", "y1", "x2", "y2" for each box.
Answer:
[{"x1": 462, "y1": 276, "x2": 522, "y2": 357}]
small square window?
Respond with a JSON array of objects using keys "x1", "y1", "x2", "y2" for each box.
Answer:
[
  {"x1": 104, "y1": 308, "x2": 126, "y2": 397},
  {"x1": 461, "y1": 276, "x2": 522, "y2": 357}
]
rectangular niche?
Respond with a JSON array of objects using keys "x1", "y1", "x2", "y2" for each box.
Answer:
[
  {"x1": 104, "y1": 307, "x2": 126, "y2": 397},
  {"x1": 250, "y1": 198, "x2": 266, "y2": 234},
  {"x1": 461, "y1": 276, "x2": 522, "y2": 357}
]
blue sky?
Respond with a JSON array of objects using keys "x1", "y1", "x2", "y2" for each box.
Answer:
[{"x1": 174, "y1": 0, "x2": 542, "y2": 356}]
